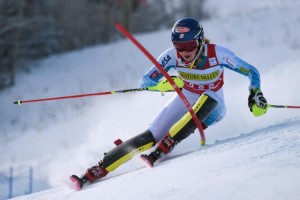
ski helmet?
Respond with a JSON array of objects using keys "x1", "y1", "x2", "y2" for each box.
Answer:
[
  {"x1": 171, "y1": 17, "x2": 204, "y2": 44},
  {"x1": 171, "y1": 18, "x2": 205, "y2": 67}
]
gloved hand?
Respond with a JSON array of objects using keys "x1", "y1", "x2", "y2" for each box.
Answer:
[
  {"x1": 148, "y1": 76, "x2": 184, "y2": 92},
  {"x1": 248, "y1": 89, "x2": 268, "y2": 117}
]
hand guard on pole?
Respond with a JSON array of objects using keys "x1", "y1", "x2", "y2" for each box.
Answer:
[
  {"x1": 248, "y1": 89, "x2": 268, "y2": 117},
  {"x1": 148, "y1": 76, "x2": 184, "y2": 92}
]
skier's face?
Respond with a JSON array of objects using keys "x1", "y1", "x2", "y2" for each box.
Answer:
[
  {"x1": 178, "y1": 48, "x2": 198, "y2": 62},
  {"x1": 173, "y1": 40, "x2": 199, "y2": 62}
]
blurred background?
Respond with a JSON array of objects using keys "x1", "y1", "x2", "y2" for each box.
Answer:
[{"x1": 0, "y1": 0, "x2": 207, "y2": 90}]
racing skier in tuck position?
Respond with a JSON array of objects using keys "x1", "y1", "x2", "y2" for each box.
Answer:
[{"x1": 70, "y1": 17, "x2": 268, "y2": 190}]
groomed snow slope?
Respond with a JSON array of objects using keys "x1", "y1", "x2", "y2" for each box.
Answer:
[
  {"x1": 1, "y1": 0, "x2": 300, "y2": 199},
  {"x1": 13, "y1": 118, "x2": 300, "y2": 200}
]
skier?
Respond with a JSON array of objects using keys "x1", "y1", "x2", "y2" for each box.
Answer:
[{"x1": 70, "y1": 17, "x2": 268, "y2": 189}]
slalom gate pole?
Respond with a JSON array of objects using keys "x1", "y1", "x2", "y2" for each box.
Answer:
[
  {"x1": 269, "y1": 104, "x2": 300, "y2": 109},
  {"x1": 14, "y1": 87, "x2": 153, "y2": 105},
  {"x1": 115, "y1": 22, "x2": 206, "y2": 146}
]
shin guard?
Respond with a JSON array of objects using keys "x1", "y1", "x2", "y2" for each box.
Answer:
[
  {"x1": 169, "y1": 94, "x2": 217, "y2": 141},
  {"x1": 102, "y1": 130, "x2": 156, "y2": 172}
]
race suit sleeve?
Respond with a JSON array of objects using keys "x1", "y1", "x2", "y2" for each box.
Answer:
[
  {"x1": 216, "y1": 45, "x2": 261, "y2": 90},
  {"x1": 139, "y1": 48, "x2": 177, "y2": 88}
]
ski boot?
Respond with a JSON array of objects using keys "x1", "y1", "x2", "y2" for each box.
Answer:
[
  {"x1": 140, "y1": 134, "x2": 177, "y2": 167},
  {"x1": 70, "y1": 161, "x2": 108, "y2": 190}
]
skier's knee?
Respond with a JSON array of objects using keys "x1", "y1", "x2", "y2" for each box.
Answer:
[{"x1": 169, "y1": 94, "x2": 217, "y2": 141}]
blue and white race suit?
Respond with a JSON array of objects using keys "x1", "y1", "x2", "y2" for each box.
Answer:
[{"x1": 139, "y1": 43, "x2": 261, "y2": 142}]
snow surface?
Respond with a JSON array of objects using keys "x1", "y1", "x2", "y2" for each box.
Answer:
[
  {"x1": 11, "y1": 119, "x2": 300, "y2": 200},
  {"x1": 1, "y1": 0, "x2": 300, "y2": 199}
]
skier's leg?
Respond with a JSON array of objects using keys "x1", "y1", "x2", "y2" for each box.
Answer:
[
  {"x1": 102, "y1": 130, "x2": 156, "y2": 171},
  {"x1": 144, "y1": 93, "x2": 218, "y2": 165},
  {"x1": 75, "y1": 91, "x2": 196, "y2": 186},
  {"x1": 83, "y1": 130, "x2": 156, "y2": 183},
  {"x1": 148, "y1": 89, "x2": 199, "y2": 142}
]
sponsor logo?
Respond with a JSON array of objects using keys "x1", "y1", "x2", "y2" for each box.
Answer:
[
  {"x1": 179, "y1": 71, "x2": 220, "y2": 81},
  {"x1": 175, "y1": 27, "x2": 190, "y2": 33},
  {"x1": 150, "y1": 70, "x2": 160, "y2": 79},
  {"x1": 222, "y1": 54, "x2": 249, "y2": 74},
  {"x1": 222, "y1": 54, "x2": 237, "y2": 68},
  {"x1": 208, "y1": 57, "x2": 217, "y2": 66},
  {"x1": 160, "y1": 55, "x2": 171, "y2": 68}
]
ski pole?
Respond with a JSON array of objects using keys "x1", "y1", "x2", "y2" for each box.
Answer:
[
  {"x1": 13, "y1": 76, "x2": 184, "y2": 106},
  {"x1": 269, "y1": 104, "x2": 300, "y2": 109},
  {"x1": 14, "y1": 87, "x2": 160, "y2": 106}
]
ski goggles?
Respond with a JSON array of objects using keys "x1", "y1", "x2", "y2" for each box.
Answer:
[{"x1": 173, "y1": 40, "x2": 199, "y2": 52}]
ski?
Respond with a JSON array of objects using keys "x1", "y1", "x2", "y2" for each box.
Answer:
[
  {"x1": 140, "y1": 154, "x2": 154, "y2": 168},
  {"x1": 69, "y1": 148, "x2": 199, "y2": 190},
  {"x1": 69, "y1": 175, "x2": 88, "y2": 191}
]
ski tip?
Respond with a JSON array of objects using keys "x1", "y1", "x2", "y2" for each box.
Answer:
[
  {"x1": 70, "y1": 175, "x2": 82, "y2": 191},
  {"x1": 140, "y1": 154, "x2": 153, "y2": 168}
]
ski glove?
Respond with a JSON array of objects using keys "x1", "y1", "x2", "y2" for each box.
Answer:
[
  {"x1": 248, "y1": 89, "x2": 268, "y2": 117},
  {"x1": 148, "y1": 76, "x2": 184, "y2": 92}
]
